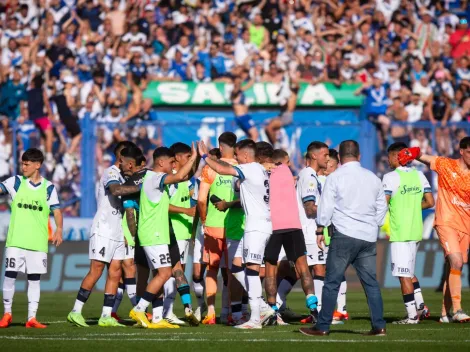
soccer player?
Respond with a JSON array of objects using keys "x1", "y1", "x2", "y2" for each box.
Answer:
[
  {"x1": 129, "y1": 145, "x2": 198, "y2": 328},
  {"x1": 296, "y1": 142, "x2": 330, "y2": 321},
  {"x1": 231, "y1": 75, "x2": 258, "y2": 141},
  {"x1": 68, "y1": 141, "x2": 141, "y2": 328},
  {"x1": 398, "y1": 137, "x2": 470, "y2": 322},
  {"x1": 163, "y1": 142, "x2": 197, "y2": 325},
  {"x1": 264, "y1": 149, "x2": 318, "y2": 325},
  {"x1": 111, "y1": 147, "x2": 147, "y2": 320},
  {"x1": 0, "y1": 148, "x2": 63, "y2": 328},
  {"x1": 383, "y1": 142, "x2": 434, "y2": 324},
  {"x1": 198, "y1": 139, "x2": 275, "y2": 329}
]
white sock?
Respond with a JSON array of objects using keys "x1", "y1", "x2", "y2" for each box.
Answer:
[
  {"x1": 125, "y1": 279, "x2": 137, "y2": 307},
  {"x1": 163, "y1": 277, "x2": 176, "y2": 318},
  {"x1": 112, "y1": 285, "x2": 124, "y2": 314},
  {"x1": 72, "y1": 300, "x2": 84, "y2": 313},
  {"x1": 246, "y1": 270, "x2": 262, "y2": 324},
  {"x1": 337, "y1": 280, "x2": 347, "y2": 313},
  {"x1": 135, "y1": 298, "x2": 150, "y2": 312},
  {"x1": 152, "y1": 297, "x2": 164, "y2": 323},
  {"x1": 3, "y1": 276, "x2": 16, "y2": 314},
  {"x1": 72, "y1": 287, "x2": 91, "y2": 313},
  {"x1": 27, "y1": 279, "x2": 40, "y2": 320},
  {"x1": 192, "y1": 279, "x2": 205, "y2": 308},
  {"x1": 404, "y1": 294, "x2": 418, "y2": 319},
  {"x1": 276, "y1": 279, "x2": 294, "y2": 311},
  {"x1": 413, "y1": 284, "x2": 424, "y2": 310},
  {"x1": 313, "y1": 277, "x2": 324, "y2": 312},
  {"x1": 221, "y1": 283, "x2": 229, "y2": 315}
]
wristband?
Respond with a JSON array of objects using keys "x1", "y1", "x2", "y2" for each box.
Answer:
[
  {"x1": 316, "y1": 231, "x2": 324, "y2": 236},
  {"x1": 201, "y1": 154, "x2": 208, "y2": 160}
]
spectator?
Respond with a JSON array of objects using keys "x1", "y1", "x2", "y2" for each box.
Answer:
[
  {"x1": 406, "y1": 93, "x2": 425, "y2": 123},
  {"x1": 449, "y1": 17, "x2": 470, "y2": 58}
]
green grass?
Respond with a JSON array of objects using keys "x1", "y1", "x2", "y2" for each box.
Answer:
[{"x1": 1, "y1": 289, "x2": 470, "y2": 351}]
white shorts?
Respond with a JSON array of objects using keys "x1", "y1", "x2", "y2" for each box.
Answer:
[
  {"x1": 243, "y1": 231, "x2": 271, "y2": 265},
  {"x1": 177, "y1": 239, "x2": 190, "y2": 265},
  {"x1": 192, "y1": 223, "x2": 204, "y2": 264},
  {"x1": 124, "y1": 244, "x2": 135, "y2": 261},
  {"x1": 144, "y1": 244, "x2": 172, "y2": 270},
  {"x1": 391, "y1": 241, "x2": 419, "y2": 278},
  {"x1": 220, "y1": 238, "x2": 241, "y2": 269},
  {"x1": 89, "y1": 234, "x2": 126, "y2": 263},
  {"x1": 4, "y1": 247, "x2": 47, "y2": 274},
  {"x1": 306, "y1": 242, "x2": 327, "y2": 266}
]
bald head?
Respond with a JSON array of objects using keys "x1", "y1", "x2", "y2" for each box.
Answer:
[{"x1": 339, "y1": 140, "x2": 360, "y2": 162}]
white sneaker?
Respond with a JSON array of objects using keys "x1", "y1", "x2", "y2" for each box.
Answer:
[
  {"x1": 275, "y1": 313, "x2": 289, "y2": 326},
  {"x1": 220, "y1": 313, "x2": 230, "y2": 325},
  {"x1": 439, "y1": 314, "x2": 452, "y2": 323},
  {"x1": 164, "y1": 313, "x2": 186, "y2": 326},
  {"x1": 452, "y1": 310, "x2": 470, "y2": 323},
  {"x1": 234, "y1": 320, "x2": 262, "y2": 329},
  {"x1": 260, "y1": 308, "x2": 275, "y2": 326},
  {"x1": 392, "y1": 317, "x2": 419, "y2": 325},
  {"x1": 195, "y1": 303, "x2": 207, "y2": 322}
]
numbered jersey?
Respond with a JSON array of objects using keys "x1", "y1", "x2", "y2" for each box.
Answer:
[
  {"x1": 233, "y1": 162, "x2": 272, "y2": 234},
  {"x1": 296, "y1": 166, "x2": 321, "y2": 245},
  {"x1": 91, "y1": 165, "x2": 125, "y2": 241}
]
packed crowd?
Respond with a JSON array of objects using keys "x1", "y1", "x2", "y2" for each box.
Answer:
[{"x1": 0, "y1": 0, "x2": 469, "y2": 215}]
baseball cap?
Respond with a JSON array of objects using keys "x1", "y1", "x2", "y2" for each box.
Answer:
[
  {"x1": 144, "y1": 4, "x2": 153, "y2": 11},
  {"x1": 435, "y1": 70, "x2": 445, "y2": 79},
  {"x1": 373, "y1": 72, "x2": 384, "y2": 80}
]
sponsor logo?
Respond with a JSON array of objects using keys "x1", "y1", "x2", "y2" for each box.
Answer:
[
  {"x1": 250, "y1": 253, "x2": 262, "y2": 260},
  {"x1": 400, "y1": 185, "x2": 422, "y2": 195},
  {"x1": 133, "y1": 178, "x2": 144, "y2": 186},
  {"x1": 451, "y1": 196, "x2": 470, "y2": 209},
  {"x1": 243, "y1": 249, "x2": 248, "y2": 258},
  {"x1": 216, "y1": 177, "x2": 232, "y2": 187},
  {"x1": 397, "y1": 267, "x2": 410, "y2": 274}
]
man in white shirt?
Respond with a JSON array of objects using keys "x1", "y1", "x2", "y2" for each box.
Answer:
[
  {"x1": 198, "y1": 139, "x2": 274, "y2": 329},
  {"x1": 300, "y1": 140, "x2": 388, "y2": 337},
  {"x1": 406, "y1": 93, "x2": 424, "y2": 123}
]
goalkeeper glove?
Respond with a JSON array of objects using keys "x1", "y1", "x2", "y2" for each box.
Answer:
[{"x1": 397, "y1": 147, "x2": 421, "y2": 166}]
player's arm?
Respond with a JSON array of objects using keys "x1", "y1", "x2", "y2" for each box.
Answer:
[
  {"x1": 164, "y1": 143, "x2": 198, "y2": 185},
  {"x1": 125, "y1": 208, "x2": 137, "y2": 238},
  {"x1": 420, "y1": 172, "x2": 435, "y2": 209},
  {"x1": 169, "y1": 204, "x2": 196, "y2": 217},
  {"x1": 197, "y1": 181, "x2": 211, "y2": 224},
  {"x1": 198, "y1": 141, "x2": 237, "y2": 176},
  {"x1": 303, "y1": 201, "x2": 317, "y2": 219},
  {"x1": 108, "y1": 183, "x2": 141, "y2": 196},
  {"x1": 51, "y1": 208, "x2": 63, "y2": 247},
  {"x1": 316, "y1": 176, "x2": 336, "y2": 230},
  {"x1": 416, "y1": 154, "x2": 437, "y2": 167},
  {"x1": 214, "y1": 199, "x2": 242, "y2": 211},
  {"x1": 376, "y1": 183, "x2": 388, "y2": 227}
]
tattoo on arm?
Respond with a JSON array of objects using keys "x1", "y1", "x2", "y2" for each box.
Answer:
[
  {"x1": 303, "y1": 201, "x2": 317, "y2": 219},
  {"x1": 125, "y1": 208, "x2": 137, "y2": 238},
  {"x1": 264, "y1": 276, "x2": 277, "y2": 304},
  {"x1": 109, "y1": 184, "x2": 140, "y2": 197}
]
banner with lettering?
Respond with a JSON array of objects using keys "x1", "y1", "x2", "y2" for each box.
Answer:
[{"x1": 144, "y1": 82, "x2": 363, "y2": 107}]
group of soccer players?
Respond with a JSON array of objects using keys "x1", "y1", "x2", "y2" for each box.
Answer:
[{"x1": 1, "y1": 133, "x2": 470, "y2": 330}]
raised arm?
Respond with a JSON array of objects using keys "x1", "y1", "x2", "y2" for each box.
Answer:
[
  {"x1": 197, "y1": 181, "x2": 210, "y2": 224},
  {"x1": 164, "y1": 143, "x2": 198, "y2": 185},
  {"x1": 198, "y1": 141, "x2": 237, "y2": 176},
  {"x1": 108, "y1": 183, "x2": 141, "y2": 196}
]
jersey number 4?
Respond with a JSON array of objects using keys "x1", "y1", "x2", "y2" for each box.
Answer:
[{"x1": 99, "y1": 247, "x2": 106, "y2": 257}]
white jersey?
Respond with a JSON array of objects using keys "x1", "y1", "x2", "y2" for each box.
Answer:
[
  {"x1": 91, "y1": 165, "x2": 125, "y2": 241},
  {"x1": 233, "y1": 162, "x2": 272, "y2": 234},
  {"x1": 382, "y1": 166, "x2": 431, "y2": 197},
  {"x1": 296, "y1": 167, "x2": 321, "y2": 244}
]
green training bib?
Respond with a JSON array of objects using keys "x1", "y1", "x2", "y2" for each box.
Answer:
[
  {"x1": 122, "y1": 209, "x2": 136, "y2": 246},
  {"x1": 389, "y1": 169, "x2": 423, "y2": 242},
  {"x1": 169, "y1": 181, "x2": 193, "y2": 241},
  {"x1": 7, "y1": 177, "x2": 50, "y2": 253}
]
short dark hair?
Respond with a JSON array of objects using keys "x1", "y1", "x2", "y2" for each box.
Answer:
[
  {"x1": 272, "y1": 149, "x2": 289, "y2": 163},
  {"x1": 120, "y1": 146, "x2": 143, "y2": 161},
  {"x1": 114, "y1": 141, "x2": 137, "y2": 156},
  {"x1": 169, "y1": 142, "x2": 191, "y2": 155},
  {"x1": 236, "y1": 139, "x2": 257, "y2": 153},
  {"x1": 22, "y1": 148, "x2": 44, "y2": 164},
  {"x1": 218, "y1": 132, "x2": 237, "y2": 148},
  {"x1": 153, "y1": 147, "x2": 175, "y2": 161},
  {"x1": 306, "y1": 141, "x2": 328, "y2": 159},
  {"x1": 329, "y1": 149, "x2": 339, "y2": 163},
  {"x1": 136, "y1": 154, "x2": 147, "y2": 166},
  {"x1": 255, "y1": 141, "x2": 274, "y2": 159},
  {"x1": 339, "y1": 140, "x2": 360, "y2": 159},
  {"x1": 209, "y1": 148, "x2": 222, "y2": 159},
  {"x1": 387, "y1": 142, "x2": 408, "y2": 153},
  {"x1": 460, "y1": 136, "x2": 470, "y2": 149}
]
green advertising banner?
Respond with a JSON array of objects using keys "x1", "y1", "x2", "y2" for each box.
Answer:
[{"x1": 143, "y1": 82, "x2": 363, "y2": 107}]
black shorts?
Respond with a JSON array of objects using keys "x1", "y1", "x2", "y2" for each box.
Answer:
[
  {"x1": 134, "y1": 234, "x2": 149, "y2": 268},
  {"x1": 169, "y1": 226, "x2": 180, "y2": 267},
  {"x1": 264, "y1": 229, "x2": 306, "y2": 265}
]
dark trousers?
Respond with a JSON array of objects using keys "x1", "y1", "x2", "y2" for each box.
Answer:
[{"x1": 316, "y1": 231, "x2": 386, "y2": 331}]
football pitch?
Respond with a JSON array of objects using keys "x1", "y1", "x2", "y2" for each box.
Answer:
[{"x1": 1, "y1": 289, "x2": 469, "y2": 351}]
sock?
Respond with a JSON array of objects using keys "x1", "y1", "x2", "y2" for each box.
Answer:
[
  {"x1": 337, "y1": 280, "x2": 347, "y2": 313},
  {"x1": 192, "y1": 277, "x2": 205, "y2": 308},
  {"x1": 177, "y1": 284, "x2": 192, "y2": 310},
  {"x1": 242, "y1": 294, "x2": 249, "y2": 314},
  {"x1": 112, "y1": 283, "x2": 125, "y2": 314},
  {"x1": 135, "y1": 291, "x2": 155, "y2": 312},
  {"x1": 206, "y1": 266, "x2": 218, "y2": 315},
  {"x1": 101, "y1": 293, "x2": 116, "y2": 318},
  {"x1": 124, "y1": 278, "x2": 137, "y2": 306},
  {"x1": 449, "y1": 269, "x2": 462, "y2": 312},
  {"x1": 276, "y1": 276, "x2": 296, "y2": 311},
  {"x1": 152, "y1": 297, "x2": 164, "y2": 323},
  {"x1": 313, "y1": 275, "x2": 324, "y2": 312},
  {"x1": 163, "y1": 277, "x2": 176, "y2": 318},
  {"x1": 3, "y1": 272, "x2": 17, "y2": 314},
  {"x1": 442, "y1": 279, "x2": 452, "y2": 317},
  {"x1": 246, "y1": 268, "x2": 262, "y2": 324},
  {"x1": 221, "y1": 282, "x2": 229, "y2": 315},
  {"x1": 231, "y1": 301, "x2": 242, "y2": 320},
  {"x1": 413, "y1": 281, "x2": 424, "y2": 310},
  {"x1": 306, "y1": 294, "x2": 318, "y2": 312},
  {"x1": 231, "y1": 265, "x2": 247, "y2": 291},
  {"x1": 72, "y1": 287, "x2": 91, "y2": 313},
  {"x1": 403, "y1": 293, "x2": 417, "y2": 319},
  {"x1": 27, "y1": 275, "x2": 41, "y2": 320}
]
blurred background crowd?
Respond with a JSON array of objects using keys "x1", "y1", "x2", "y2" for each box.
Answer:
[{"x1": 0, "y1": 0, "x2": 469, "y2": 215}]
